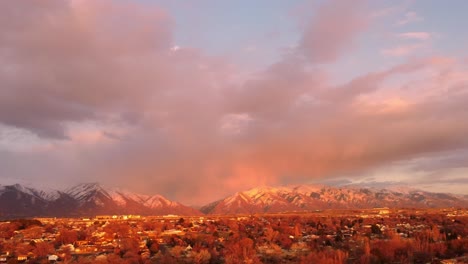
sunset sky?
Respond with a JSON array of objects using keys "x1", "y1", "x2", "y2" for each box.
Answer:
[{"x1": 1, "y1": 0, "x2": 467, "y2": 205}]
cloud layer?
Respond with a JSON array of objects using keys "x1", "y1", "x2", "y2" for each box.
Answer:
[{"x1": 1, "y1": 0, "x2": 467, "y2": 204}]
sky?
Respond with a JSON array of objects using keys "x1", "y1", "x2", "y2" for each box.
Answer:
[{"x1": 0, "y1": 0, "x2": 468, "y2": 205}]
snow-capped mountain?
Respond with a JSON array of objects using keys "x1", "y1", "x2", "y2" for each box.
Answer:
[
  {"x1": 0, "y1": 183, "x2": 61, "y2": 201},
  {"x1": 0, "y1": 183, "x2": 200, "y2": 217},
  {"x1": 200, "y1": 184, "x2": 468, "y2": 214},
  {"x1": 65, "y1": 183, "x2": 200, "y2": 216},
  {"x1": 1, "y1": 182, "x2": 466, "y2": 217},
  {"x1": 0, "y1": 184, "x2": 51, "y2": 217}
]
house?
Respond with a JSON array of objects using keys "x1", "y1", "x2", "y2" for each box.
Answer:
[
  {"x1": 17, "y1": 255, "x2": 28, "y2": 262},
  {"x1": 48, "y1": 254, "x2": 59, "y2": 263},
  {"x1": 75, "y1": 240, "x2": 88, "y2": 246},
  {"x1": 379, "y1": 209, "x2": 390, "y2": 215}
]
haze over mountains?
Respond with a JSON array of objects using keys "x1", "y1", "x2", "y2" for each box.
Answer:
[{"x1": 0, "y1": 182, "x2": 466, "y2": 218}]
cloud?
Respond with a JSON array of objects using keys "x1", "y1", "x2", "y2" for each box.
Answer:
[
  {"x1": 381, "y1": 30, "x2": 433, "y2": 58},
  {"x1": 219, "y1": 113, "x2": 253, "y2": 135},
  {"x1": 0, "y1": 1, "x2": 467, "y2": 204},
  {"x1": 0, "y1": 0, "x2": 175, "y2": 138},
  {"x1": 396, "y1": 11, "x2": 423, "y2": 26},
  {"x1": 408, "y1": 150, "x2": 468, "y2": 173},
  {"x1": 381, "y1": 44, "x2": 422, "y2": 57},
  {"x1": 397, "y1": 32, "x2": 432, "y2": 41},
  {"x1": 170, "y1": 45, "x2": 181, "y2": 52},
  {"x1": 298, "y1": 0, "x2": 369, "y2": 64}
]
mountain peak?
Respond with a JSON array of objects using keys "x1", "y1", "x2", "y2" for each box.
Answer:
[
  {"x1": 201, "y1": 183, "x2": 468, "y2": 215},
  {"x1": 65, "y1": 182, "x2": 110, "y2": 202},
  {"x1": 0, "y1": 182, "x2": 200, "y2": 217}
]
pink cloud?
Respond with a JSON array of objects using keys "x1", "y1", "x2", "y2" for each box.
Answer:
[
  {"x1": 396, "y1": 11, "x2": 423, "y2": 26},
  {"x1": 1, "y1": 2, "x2": 468, "y2": 204},
  {"x1": 299, "y1": 0, "x2": 369, "y2": 64},
  {"x1": 397, "y1": 32, "x2": 432, "y2": 40},
  {"x1": 381, "y1": 44, "x2": 422, "y2": 57}
]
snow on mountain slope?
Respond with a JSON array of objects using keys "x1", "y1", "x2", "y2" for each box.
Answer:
[
  {"x1": 144, "y1": 194, "x2": 175, "y2": 208},
  {"x1": 201, "y1": 184, "x2": 468, "y2": 214},
  {"x1": 0, "y1": 182, "x2": 200, "y2": 217},
  {"x1": 0, "y1": 183, "x2": 62, "y2": 201},
  {"x1": 29, "y1": 188, "x2": 62, "y2": 201},
  {"x1": 63, "y1": 182, "x2": 202, "y2": 215},
  {"x1": 65, "y1": 182, "x2": 111, "y2": 202},
  {"x1": 1, "y1": 182, "x2": 466, "y2": 217}
]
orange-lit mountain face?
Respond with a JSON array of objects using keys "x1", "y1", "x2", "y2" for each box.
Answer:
[
  {"x1": 0, "y1": 183, "x2": 466, "y2": 218},
  {"x1": 201, "y1": 185, "x2": 468, "y2": 214}
]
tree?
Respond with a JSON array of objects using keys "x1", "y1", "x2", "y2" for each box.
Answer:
[
  {"x1": 33, "y1": 241, "x2": 54, "y2": 258},
  {"x1": 56, "y1": 229, "x2": 78, "y2": 245},
  {"x1": 371, "y1": 224, "x2": 382, "y2": 235},
  {"x1": 170, "y1": 245, "x2": 184, "y2": 260},
  {"x1": 193, "y1": 249, "x2": 211, "y2": 264},
  {"x1": 119, "y1": 237, "x2": 140, "y2": 256},
  {"x1": 224, "y1": 237, "x2": 260, "y2": 264}
]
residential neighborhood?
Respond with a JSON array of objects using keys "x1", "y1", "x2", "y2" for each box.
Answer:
[{"x1": 0, "y1": 208, "x2": 466, "y2": 263}]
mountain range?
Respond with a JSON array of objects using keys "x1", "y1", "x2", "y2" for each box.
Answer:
[
  {"x1": 0, "y1": 183, "x2": 199, "y2": 218},
  {"x1": 0, "y1": 183, "x2": 466, "y2": 218},
  {"x1": 200, "y1": 185, "x2": 468, "y2": 214}
]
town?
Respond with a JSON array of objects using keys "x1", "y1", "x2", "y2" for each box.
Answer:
[{"x1": 0, "y1": 208, "x2": 466, "y2": 263}]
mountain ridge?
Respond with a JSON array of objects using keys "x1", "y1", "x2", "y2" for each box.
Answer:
[
  {"x1": 0, "y1": 182, "x2": 466, "y2": 218},
  {"x1": 0, "y1": 182, "x2": 200, "y2": 218},
  {"x1": 200, "y1": 184, "x2": 468, "y2": 214}
]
